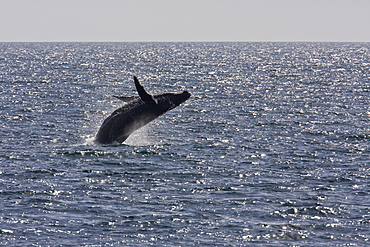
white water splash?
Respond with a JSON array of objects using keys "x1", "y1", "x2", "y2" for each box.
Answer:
[{"x1": 124, "y1": 125, "x2": 155, "y2": 146}]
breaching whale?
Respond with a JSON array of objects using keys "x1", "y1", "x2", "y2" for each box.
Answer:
[{"x1": 95, "y1": 76, "x2": 191, "y2": 144}]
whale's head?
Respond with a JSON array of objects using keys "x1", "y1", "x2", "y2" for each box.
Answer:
[{"x1": 154, "y1": 91, "x2": 191, "y2": 113}]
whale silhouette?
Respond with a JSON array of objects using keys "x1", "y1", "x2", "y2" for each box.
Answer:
[{"x1": 95, "y1": 76, "x2": 191, "y2": 144}]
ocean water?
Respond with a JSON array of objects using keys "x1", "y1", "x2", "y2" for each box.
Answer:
[{"x1": 0, "y1": 42, "x2": 369, "y2": 246}]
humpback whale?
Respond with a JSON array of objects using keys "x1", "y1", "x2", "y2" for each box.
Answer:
[{"x1": 95, "y1": 76, "x2": 191, "y2": 144}]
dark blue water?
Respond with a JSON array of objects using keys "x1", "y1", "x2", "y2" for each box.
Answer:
[{"x1": 1, "y1": 42, "x2": 369, "y2": 246}]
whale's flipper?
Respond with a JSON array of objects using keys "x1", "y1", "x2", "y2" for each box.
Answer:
[
  {"x1": 134, "y1": 76, "x2": 157, "y2": 105},
  {"x1": 113, "y1": 95, "x2": 137, "y2": 102}
]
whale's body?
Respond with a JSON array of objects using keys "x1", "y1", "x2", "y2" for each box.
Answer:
[{"x1": 95, "y1": 76, "x2": 191, "y2": 144}]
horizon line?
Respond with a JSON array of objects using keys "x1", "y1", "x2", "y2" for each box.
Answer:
[{"x1": 1, "y1": 40, "x2": 370, "y2": 43}]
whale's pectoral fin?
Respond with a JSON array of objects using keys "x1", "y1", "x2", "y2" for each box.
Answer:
[
  {"x1": 134, "y1": 76, "x2": 157, "y2": 105},
  {"x1": 113, "y1": 95, "x2": 137, "y2": 102}
]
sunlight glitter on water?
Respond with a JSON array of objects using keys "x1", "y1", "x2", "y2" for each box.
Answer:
[{"x1": 1, "y1": 42, "x2": 369, "y2": 246}]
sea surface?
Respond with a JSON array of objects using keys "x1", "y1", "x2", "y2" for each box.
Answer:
[{"x1": 0, "y1": 42, "x2": 369, "y2": 246}]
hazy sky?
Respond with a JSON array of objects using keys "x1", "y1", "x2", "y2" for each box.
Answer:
[{"x1": 1, "y1": 0, "x2": 370, "y2": 42}]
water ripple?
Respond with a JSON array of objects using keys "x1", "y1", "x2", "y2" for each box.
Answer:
[{"x1": 1, "y1": 42, "x2": 369, "y2": 246}]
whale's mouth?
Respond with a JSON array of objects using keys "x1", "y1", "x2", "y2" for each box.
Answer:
[
  {"x1": 182, "y1": 91, "x2": 191, "y2": 100},
  {"x1": 174, "y1": 91, "x2": 191, "y2": 102}
]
